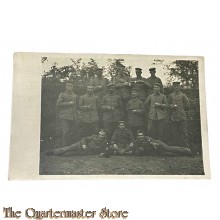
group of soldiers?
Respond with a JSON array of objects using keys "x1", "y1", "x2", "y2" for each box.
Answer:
[{"x1": 50, "y1": 67, "x2": 192, "y2": 157}]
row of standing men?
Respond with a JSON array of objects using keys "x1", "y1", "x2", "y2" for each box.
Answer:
[{"x1": 57, "y1": 67, "x2": 190, "y2": 149}]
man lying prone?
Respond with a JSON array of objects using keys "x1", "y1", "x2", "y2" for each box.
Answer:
[
  {"x1": 132, "y1": 131, "x2": 193, "y2": 156},
  {"x1": 47, "y1": 130, "x2": 109, "y2": 156}
]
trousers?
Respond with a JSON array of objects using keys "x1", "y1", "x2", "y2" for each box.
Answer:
[
  {"x1": 171, "y1": 120, "x2": 189, "y2": 148},
  {"x1": 61, "y1": 119, "x2": 79, "y2": 147}
]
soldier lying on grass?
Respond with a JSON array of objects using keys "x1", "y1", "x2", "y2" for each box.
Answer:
[
  {"x1": 46, "y1": 127, "x2": 192, "y2": 157},
  {"x1": 132, "y1": 131, "x2": 193, "y2": 156},
  {"x1": 46, "y1": 130, "x2": 109, "y2": 156}
]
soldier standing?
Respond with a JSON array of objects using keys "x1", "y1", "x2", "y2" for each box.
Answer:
[
  {"x1": 56, "y1": 80, "x2": 79, "y2": 147},
  {"x1": 126, "y1": 89, "x2": 146, "y2": 137},
  {"x1": 168, "y1": 82, "x2": 190, "y2": 148},
  {"x1": 113, "y1": 72, "x2": 131, "y2": 110},
  {"x1": 145, "y1": 83, "x2": 168, "y2": 141},
  {"x1": 131, "y1": 68, "x2": 149, "y2": 101},
  {"x1": 90, "y1": 68, "x2": 109, "y2": 99},
  {"x1": 78, "y1": 85, "x2": 100, "y2": 137},
  {"x1": 101, "y1": 84, "x2": 123, "y2": 138},
  {"x1": 90, "y1": 68, "x2": 110, "y2": 128},
  {"x1": 145, "y1": 67, "x2": 164, "y2": 96}
]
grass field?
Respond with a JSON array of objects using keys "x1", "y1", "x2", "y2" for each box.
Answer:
[{"x1": 40, "y1": 154, "x2": 204, "y2": 176}]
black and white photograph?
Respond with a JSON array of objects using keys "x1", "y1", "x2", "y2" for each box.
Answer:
[{"x1": 30, "y1": 53, "x2": 209, "y2": 177}]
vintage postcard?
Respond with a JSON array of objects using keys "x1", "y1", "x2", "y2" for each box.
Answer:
[{"x1": 9, "y1": 52, "x2": 210, "y2": 179}]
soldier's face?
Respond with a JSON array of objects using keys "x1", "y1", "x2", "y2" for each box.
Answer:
[
  {"x1": 96, "y1": 71, "x2": 103, "y2": 78},
  {"x1": 98, "y1": 133, "x2": 106, "y2": 139},
  {"x1": 132, "y1": 90, "x2": 138, "y2": 98},
  {"x1": 119, "y1": 123, "x2": 126, "y2": 129},
  {"x1": 87, "y1": 87, "x2": 94, "y2": 94},
  {"x1": 153, "y1": 85, "x2": 160, "y2": 93},
  {"x1": 150, "y1": 70, "x2": 156, "y2": 76},
  {"x1": 137, "y1": 133, "x2": 145, "y2": 141},
  {"x1": 173, "y1": 85, "x2": 180, "y2": 91},
  {"x1": 136, "y1": 70, "x2": 142, "y2": 77},
  {"x1": 66, "y1": 84, "x2": 73, "y2": 91}
]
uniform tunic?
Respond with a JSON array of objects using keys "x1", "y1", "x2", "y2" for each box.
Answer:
[
  {"x1": 126, "y1": 98, "x2": 145, "y2": 127},
  {"x1": 168, "y1": 91, "x2": 190, "y2": 121},
  {"x1": 145, "y1": 93, "x2": 168, "y2": 120},
  {"x1": 113, "y1": 75, "x2": 131, "y2": 101},
  {"x1": 57, "y1": 91, "x2": 79, "y2": 146},
  {"x1": 78, "y1": 94, "x2": 99, "y2": 123},
  {"x1": 133, "y1": 136, "x2": 192, "y2": 156},
  {"x1": 101, "y1": 94, "x2": 123, "y2": 123},
  {"x1": 111, "y1": 128, "x2": 134, "y2": 145},
  {"x1": 57, "y1": 91, "x2": 78, "y2": 120},
  {"x1": 168, "y1": 91, "x2": 190, "y2": 147},
  {"x1": 90, "y1": 77, "x2": 109, "y2": 99},
  {"x1": 52, "y1": 134, "x2": 109, "y2": 156},
  {"x1": 145, "y1": 93, "x2": 168, "y2": 140},
  {"x1": 131, "y1": 77, "x2": 149, "y2": 101},
  {"x1": 145, "y1": 76, "x2": 164, "y2": 95}
]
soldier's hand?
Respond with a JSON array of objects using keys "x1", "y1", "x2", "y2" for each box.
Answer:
[
  {"x1": 129, "y1": 143, "x2": 134, "y2": 148},
  {"x1": 170, "y1": 104, "x2": 178, "y2": 109},
  {"x1": 82, "y1": 145, "x2": 87, "y2": 150},
  {"x1": 145, "y1": 82, "x2": 152, "y2": 88},
  {"x1": 154, "y1": 103, "x2": 161, "y2": 107},
  {"x1": 113, "y1": 144, "x2": 118, "y2": 149}
]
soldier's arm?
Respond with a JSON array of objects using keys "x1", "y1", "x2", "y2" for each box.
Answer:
[
  {"x1": 144, "y1": 95, "x2": 151, "y2": 110},
  {"x1": 168, "y1": 94, "x2": 175, "y2": 109},
  {"x1": 101, "y1": 96, "x2": 108, "y2": 110},
  {"x1": 128, "y1": 130, "x2": 135, "y2": 143},
  {"x1": 110, "y1": 131, "x2": 117, "y2": 144},
  {"x1": 78, "y1": 96, "x2": 88, "y2": 110},
  {"x1": 81, "y1": 135, "x2": 96, "y2": 145},
  {"x1": 56, "y1": 93, "x2": 72, "y2": 107},
  {"x1": 183, "y1": 94, "x2": 190, "y2": 110},
  {"x1": 161, "y1": 95, "x2": 169, "y2": 108},
  {"x1": 96, "y1": 96, "x2": 101, "y2": 111},
  {"x1": 159, "y1": 78, "x2": 164, "y2": 94},
  {"x1": 137, "y1": 101, "x2": 145, "y2": 114},
  {"x1": 117, "y1": 96, "x2": 124, "y2": 117},
  {"x1": 126, "y1": 101, "x2": 132, "y2": 111},
  {"x1": 144, "y1": 79, "x2": 153, "y2": 88},
  {"x1": 75, "y1": 95, "x2": 79, "y2": 110}
]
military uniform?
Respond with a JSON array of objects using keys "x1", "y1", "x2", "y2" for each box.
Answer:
[
  {"x1": 113, "y1": 74, "x2": 131, "y2": 109},
  {"x1": 78, "y1": 93, "x2": 100, "y2": 137},
  {"x1": 90, "y1": 77, "x2": 109, "y2": 99},
  {"x1": 51, "y1": 134, "x2": 109, "y2": 156},
  {"x1": 145, "y1": 92, "x2": 168, "y2": 141},
  {"x1": 145, "y1": 76, "x2": 164, "y2": 96},
  {"x1": 57, "y1": 91, "x2": 79, "y2": 147},
  {"x1": 110, "y1": 127, "x2": 135, "y2": 155},
  {"x1": 131, "y1": 77, "x2": 149, "y2": 101},
  {"x1": 126, "y1": 97, "x2": 145, "y2": 136},
  {"x1": 168, "y1": 90, "x2": 190, "y2": 148},
  {"x1": 133, "y1": 136, "x2": 192, "y2": 156},
  {"x1": 101, "y1": 93, "x2": 123, "y2": 137}
]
